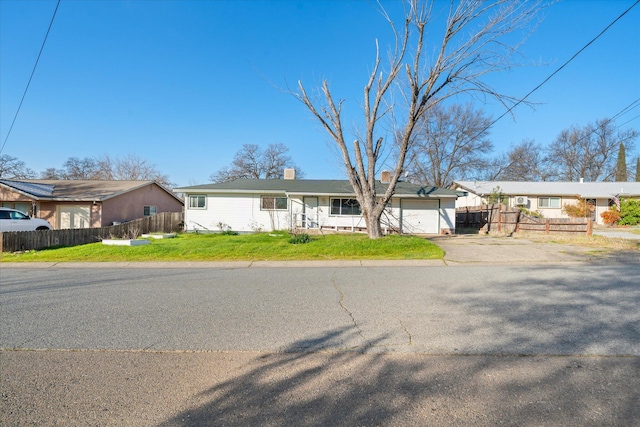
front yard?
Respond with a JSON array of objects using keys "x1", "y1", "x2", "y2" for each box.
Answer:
[{"x1": 0, "y1": 231, "x2": 445, "y2": 262}]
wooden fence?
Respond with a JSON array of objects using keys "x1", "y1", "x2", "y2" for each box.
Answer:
[
  {"x1": 455, "y1": 204, "x2": 592, "y2": 236},
  {"x1": 0, "y1": 212, "x2": 184, "y2": 253}
]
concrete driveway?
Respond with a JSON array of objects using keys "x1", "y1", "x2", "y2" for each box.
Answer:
[{"x1": 430, "y1": 234, "x2": 639, "y2": 265}]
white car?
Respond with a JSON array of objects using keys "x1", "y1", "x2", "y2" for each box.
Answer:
[{"x1": 0, "y1": 207, "x2": 53, "y2": 232}]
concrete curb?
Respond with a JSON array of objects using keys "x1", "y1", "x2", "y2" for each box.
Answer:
[{"x1": 0, "y1": 259, "x2": 447, "y2": 269}]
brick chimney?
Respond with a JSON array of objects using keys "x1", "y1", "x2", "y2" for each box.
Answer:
[{"x1": 380, "y1": 170, "x2": 391, "y2": 184}]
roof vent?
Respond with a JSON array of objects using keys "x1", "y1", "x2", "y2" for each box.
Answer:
[
  {"x1": 380, "y1": 170, "x2": 391, "y2": 184},
  {"x1": 284, "y1": 168, "x2": 296, "y2": 180}
]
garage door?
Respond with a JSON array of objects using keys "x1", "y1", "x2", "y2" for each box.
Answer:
[
  {"x1": 59, "y1": 205, "x2": 90, "y2": 229},
  {"x1": 401, "y1": 199, "x2": 439, "y2": 234}
]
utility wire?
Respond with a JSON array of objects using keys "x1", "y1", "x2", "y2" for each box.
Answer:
[
  {"x1": 476, "y1": 0, "x2": 640, "y2": 142},
  {"x1": 610, "y1": 98, "x2": 640, "y2": 121},
  {"x1": 0, "y1": 0, "x2": 61, "y2": 155},
  {"x1": 557, "y1": 97, "x2": 640, "y2": 147}
]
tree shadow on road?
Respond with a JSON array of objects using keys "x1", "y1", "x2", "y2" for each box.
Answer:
[{"x1": 157, "y1": 325, "x2": 640, "y2": 426}]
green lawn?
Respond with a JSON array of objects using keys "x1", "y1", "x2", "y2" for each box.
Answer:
[{"x1": 0, "y1": 231, "x2": 444, "y2": 262}]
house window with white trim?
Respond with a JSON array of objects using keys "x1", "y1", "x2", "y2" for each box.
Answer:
[
  {"x1": 189, "y1": 195, "x2": 206, "y2": 209},
  {"x1": 261, "y1": 196, "x2": 287, "y2": 210},
  {"x1": 143, "y1": 206, "x2": 157, "y2": 216},
  {"x1": 538, "y1": 197, "x2": 561, "y2": 208},
  {"x1": 330, "y1": 198, "x2": 361, "y2": 216}
]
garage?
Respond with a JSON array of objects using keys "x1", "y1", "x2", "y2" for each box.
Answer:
[
  {"x1": 401, "y1": 199, "x2": 439, "y2": 234},
  {"x1": 58, "y1": 205, "x2": 90, "y2": 229}
]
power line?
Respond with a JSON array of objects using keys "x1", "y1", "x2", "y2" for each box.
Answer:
[
  {"x1": 479, "y1": 0, "x2": 640, "y2": 142},
  {"x1": 610, "y1": 98, "x2": 640, "y2": 122},
  {"x1": 0, "y1": 0, "x2": 61, "y2": 155},
  {"x1": 615, "y1": 113, "x2": 640, "y2": 129}
]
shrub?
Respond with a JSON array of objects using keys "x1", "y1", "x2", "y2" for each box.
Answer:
[
  {"x1": 619, "y1": 199, "x2": 640, "y2": 226},
  {"x1": 221, "y1": 230, "x2": 238, "y2": 236},
  {"x1": 562, "y1": 199, "x2": 594, "y2": 218},
  {"x1": 518, "y1": 207, "x2": 544, "y2": 218},
  {"x1": 289, "y1": 233, "x2": 311, "y2": 244},
  {"x1": 600, "y1": 209, "x2": 621, "y2": 225}
]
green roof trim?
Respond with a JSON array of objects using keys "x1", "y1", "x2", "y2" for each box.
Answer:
[{"x1": 174, "y1": 179, "x2": 458, "y2": 198}]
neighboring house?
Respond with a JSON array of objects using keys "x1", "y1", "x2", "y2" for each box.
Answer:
[
  {"x1": 174, "y1": 173, "x2": 458, "y2": 234},
  {"x1": 453, "y1": 180, "x2": 640, "y2": 225},
  {"x1": 0, "y1": 179, "x2": 184, "y2": 229}
]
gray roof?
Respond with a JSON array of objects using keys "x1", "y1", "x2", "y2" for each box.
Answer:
[
  {"x1": 454, "y1": 181, "x2": 640, "y2": 198},
  {"x1": 175, "y1": 179, "x2": 458, "y2": 198},
  {"x1": 0, "y1": 179, "x2": 181, "y2": 202}
]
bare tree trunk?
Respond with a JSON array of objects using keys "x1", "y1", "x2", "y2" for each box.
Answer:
[{"x1": 294, "y1": 0, "x2": 542, "y2": 239}]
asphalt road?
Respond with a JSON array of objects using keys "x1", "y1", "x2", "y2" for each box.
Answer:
[
  {"x1": 1, "y1": 242, "x2": 639, "y2": 426},
  {"x1": 1, "y1": 264, "x2": 639, "y2": 355}
]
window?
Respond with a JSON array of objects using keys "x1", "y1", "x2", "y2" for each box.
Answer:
[
  {"x1": 538, "y1": 197, "x2": 561, "y2": 208},
  {"x1": 143, "y1": 206, "x2": 157, "y2": 216},
  {"x1": 330, "y1": 198, "x2": 362, "y2": 215},
  {"x1": 261, "y1": 196, "x2": 287, "y2": 210},
  {"x1": 189, "y1": 195, "x2": 206, "y2": 209}
]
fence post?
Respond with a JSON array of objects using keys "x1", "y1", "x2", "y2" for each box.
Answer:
[
  {"x1": 587, "y1": 218, "x2": 593, "y2": 236},
  {"x1": 545, "y1": 218, "x2": 550, "y2": 234},
  {"x1": 498, "y1": 204, "x2": 502, "y2": 232}
]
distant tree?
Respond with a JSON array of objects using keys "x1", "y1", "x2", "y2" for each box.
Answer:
[
  {"x1": 546, "y1": 119, "x2": 637, "y2": 182},
  {"x1": 490, "y1": 139, "x2": 552, "y2": 181},
  {"x1": 40, "y1": 154, "x2": 173, "y2": 187},
  {"x1": 95, "y1": 154, "x2": 173, "y2": 188},
  {"x1": 615, "y1": 142, "x2": 627, "y2": 181},
  {"x1": 0, "y1": 155, "x2": 36, "y2": 179},
  {"x1": 39, "y1": 167, "x2": 63, "y2": 179},
  {"x1": 403, "y1": 103, "x2": 493, "y2": 187},
  {"x1": 61, "y1": 157, "x2": 101, "y2": 180},
  {"x1": 294, "y1": 0, "x2": 542, "y2": 238},
  {"x1": 636, "y1": 158, "x2": 640, "y2": 182},
  {"x1": 210, "y1": 143, "x2": 304, "y2": 183}
]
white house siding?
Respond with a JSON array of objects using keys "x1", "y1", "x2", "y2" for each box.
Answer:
[
  {"x1": 184, "y1": 192, "x2": 453, "y2": 234},
  {"x1": 455, "y1": 192, "x2": 484, "y2": 208},
  {"x1": 185, "y1": 194, "x2": 291, "y2": 232}
]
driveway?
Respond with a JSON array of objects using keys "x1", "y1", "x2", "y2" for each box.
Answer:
[{"x1": 430, "y1": 233, "x2": 639, "y2": 265}]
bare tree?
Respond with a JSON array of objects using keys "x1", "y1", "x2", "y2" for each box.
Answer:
[
  {"x1": 210, "y1": 143, "x2": 304, "y2": 183},
  {"x1": 98, "y1": 154, "x2": 173, "y2": 188},
  {"x1": 36, "y1": 154, "x2": 173, "y2": 187},
  {"x1": 0, "y1": 155, "x2": 36, "y2": 179},
  {"x1": 404, "y1": 103, "x2": 493, "y2": 187},
  {"x1": 547, "y1": 119, "x2": 637, "y2": 182},
  {"x1": 61, "y1": 157, "x2": 100, "y2": 180},
  {"x1": 490, "y1": 139, "x2": 552, "y2": 181},
  {"x1": 294, "y1": 0, "x2": 542, "y2": 238},
  {"x1": 39, "y1": 167, "x2": 63, "y2": 179}
]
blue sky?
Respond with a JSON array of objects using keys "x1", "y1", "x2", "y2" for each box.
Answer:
[{"x1": 1, "y1": 0, "x2": 639, "y2": 186}]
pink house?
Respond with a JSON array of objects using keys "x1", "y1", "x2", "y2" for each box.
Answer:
[{"x1": 0, "y1": 179, "x2": 183, "y2": 229}]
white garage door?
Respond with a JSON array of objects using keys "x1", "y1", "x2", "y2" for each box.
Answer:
[
  {"x1": 59, "y1": 205, "x2": 90, "y2": 229},
  {"x1": 401, "y1": 199, "x2": 439, "y2": 234}
]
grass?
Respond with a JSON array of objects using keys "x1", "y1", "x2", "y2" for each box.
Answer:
[{"x1": 0, "y1": 231, "x2": 444, "y2": 262}]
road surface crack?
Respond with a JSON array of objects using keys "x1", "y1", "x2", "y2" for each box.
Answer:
[
  {"x1": 331, "y1": 274, "x2": 371, "y2": 348},
  {"x1": 398, "y1": 319, "x2": 413, "y2": 346}
]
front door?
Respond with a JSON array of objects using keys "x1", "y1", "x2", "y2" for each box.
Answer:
[{"x1": 303, "y1": 197, "x2": 319, "y2": 229}]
